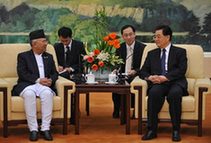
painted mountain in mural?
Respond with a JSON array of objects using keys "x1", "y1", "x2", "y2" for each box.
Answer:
[
  {"x1": 1, "y1": 0, "x2": 211, "y2": 26},
  {"x1": 0, "y1": 0, "x2": 211, "y2": 51}
]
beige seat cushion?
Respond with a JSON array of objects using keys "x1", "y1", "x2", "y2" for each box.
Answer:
[
  {"x1": 144, "y1": 95, "x2": 195, "y2": 112},
  {"x1": 11, "y1": 96, "x2": 62, "y2": 112}
]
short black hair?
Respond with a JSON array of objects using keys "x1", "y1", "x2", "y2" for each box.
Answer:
[
  {"x1": 154, "y1": 25, "x2": 172, "y2": 41},
  {"x1": 58, "y1": 26, "x2": 72, "y2": 38},
  {"x1": 121, "y1": 25, "x2": 136, "y2": 35}
]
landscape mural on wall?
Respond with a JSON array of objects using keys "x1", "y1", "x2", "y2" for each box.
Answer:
[{"x1": 0, "y1": 0, "x2": 211, "y2": 51}]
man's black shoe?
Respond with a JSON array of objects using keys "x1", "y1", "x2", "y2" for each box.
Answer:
[
  {"x1": 29, "y1": 131, "x2": 38, "y2": 141},
  {"x1": 112, "y1": 110, "x2": 119, "y2": 118},
  {"x1": 141, "y1": 130, "x2": 157, "y2": 140},
  {"x1": 70, "y1": 117, "x2": 75, "y2": 125},
  {"x1": 41, "y1": 130, "x2": 53, "y2": 141},
  {"x1": 172, "y1": 130, "x2": 181, "y2": 142}
]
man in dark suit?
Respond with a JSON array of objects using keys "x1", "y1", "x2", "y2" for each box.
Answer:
[
  {"x1": 54, "y1": 26, "x2": 86, "y2": 79},
  {"x1": 112, "y1": 25, "x2": 146, "y2": 118},
  {"x1": 139, "y1": 25, "x2": 187, "y2": 142},
  {"x1": 12, "y1": 29, "x2": 58, "y2": 141}
]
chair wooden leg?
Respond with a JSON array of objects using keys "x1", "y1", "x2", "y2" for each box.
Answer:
[
  {"x1": 63, "y1": 86, "x2": 70, "y2": 135},
  {"x1": 1, "y1": 87, "x2": 8, "y2": 137},
  {"x1": 3, "y1": 107, "x2": 8, "y2": 137},
  {"x1": 198, "y1": 87, "x2": 208, "y2": 137},
  {"x1": 86, "y1": 93, "x2": 90, "y2": 116}
]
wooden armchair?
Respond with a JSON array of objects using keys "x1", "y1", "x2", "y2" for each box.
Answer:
[
  {"x1": 0, "y1": 44, "x2": 75, "y2": 137},
  {"x1": 130, "y1": 43, "x2": 211, "y2": 136}
]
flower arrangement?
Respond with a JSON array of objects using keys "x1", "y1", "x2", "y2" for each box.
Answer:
[{"x1": 83, "y1": 32, "x2": 123, "y2": 72}]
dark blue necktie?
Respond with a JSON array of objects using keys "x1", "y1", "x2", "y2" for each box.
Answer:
[
  {"x1": 65, "y1": 46, "x2": 70, "y2": 67},
  {"x1": 161, "y1": 49, "x2": 166, "y2": 75}
]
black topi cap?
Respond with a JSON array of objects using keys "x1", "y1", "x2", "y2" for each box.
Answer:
[{"x1": 29, "y1": 29, "x2": 46, "y2": 41}]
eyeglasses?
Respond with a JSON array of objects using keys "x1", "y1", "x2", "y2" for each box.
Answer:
[
  {"x1": 123, "y1": 32, "x2": 135, "y2": 37},
  {"x1": 153, "y1": 35, "x2": 169, "y2": 40}
]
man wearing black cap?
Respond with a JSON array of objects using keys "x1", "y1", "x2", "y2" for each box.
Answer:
[{"x1": 12, "y1": 29, "x2": 58, "y2": 141}]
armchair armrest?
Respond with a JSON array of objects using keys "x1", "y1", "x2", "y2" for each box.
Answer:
[
  {"x1": 55, "y1": 76, "x2": 76, "y2": 96},
  {"x1": 0, "y1": 79, "x2": 9, "y2": 137},
  {"x1": 130, "y1": 76, "x2": 148, "y2": 97},
  {"x1": 0, "y1": 79, "x2": 8, "y2": 87},
  {"x1": 194, "y1": 78, "x2": 211, "y2": 99},
  {"x1": 130, "y1": 76, "x2": 148, "y2": 134},
  {"x1": 193, "y1": 78, "x2": 211, "y2": 131},
  {"x1": 204, "y1": 85, "x2": 211, "y2": 96},
  {"x1": 195, "y1": 78, "x2": 211, "y2": 88},
  {"x1": 54, "y1": 76, "x2": 76, "y2": 134}
]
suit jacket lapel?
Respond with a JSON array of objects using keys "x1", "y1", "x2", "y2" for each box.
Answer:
[
  {"x1": 42, "y1": 52, "x2": 49, "y2": 77},
  {"x1": 167, "y1": 45, "x2": 175, "y2": 70},
  {"x1": 155, "y1": 48, "x2": 162, "y2": 73},
  {"x1": 122, "y1": 43, "x2": 127, "y2": 63},
  {"x1": 69, "y1": 40, "x2": 75, "y2": 62},
  {"x1": 60, "y1": 44, "x2": 65, "y2": 66},
  {"x1": 132, "y1": 42, "x2": 140, "y2": 68},
  {"x1": 29, "y1": 50, "x2": 40, "y2": 77}
]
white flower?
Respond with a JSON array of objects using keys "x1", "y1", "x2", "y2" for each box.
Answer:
[{"x1": 96, "y1": 52, "x2": 110, "y2": 61}]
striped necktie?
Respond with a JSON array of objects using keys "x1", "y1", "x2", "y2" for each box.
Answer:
[{"x1": 125, "y1": 46, "x2": 133, "y2": 73}]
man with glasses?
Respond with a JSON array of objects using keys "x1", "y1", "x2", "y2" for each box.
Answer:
[
  {"x1": 12, "y1": 29, "x2": 58, "y2": 141},
  {"x1": 112, "y1": 25, "x2": 146, "y2": 118},
  {"x1": 139, "y1": 25, "x2": 188, "y2": 142}
]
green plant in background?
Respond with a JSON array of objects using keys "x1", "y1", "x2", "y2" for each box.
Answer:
[
  {"x1": 92, "y1": 7, "x2": 109, "y2": 43},
  {"x1": 49, "y1": 7, "x2": 110, "y2": 50}
]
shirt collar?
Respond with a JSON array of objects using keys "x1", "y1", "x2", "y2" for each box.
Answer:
[
  {"x1": 63, "y1": 40, "x2": 72, "y2": 49},
  {"x1": 126, "y1": 41, "x2": 135, "y2": 49},
  {"x1": 162, "y1": 43, "x2": 171, "y2": 53}
]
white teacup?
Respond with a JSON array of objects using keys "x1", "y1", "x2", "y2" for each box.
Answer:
[
  {"x1": 85, "y1": 73, "x2": 95, "y2": 83},
  {"x1": 108, "y1": 73, "x2": 119, "y2": 83}
]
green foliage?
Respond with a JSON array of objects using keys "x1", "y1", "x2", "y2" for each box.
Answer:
[
  {"x1": 202, "y1": 13, "x2": 211, "y2": 34},
  {"x1": 49, "y1": 14, "x2": 82, "y2": 43},
  {"x1": 108, "y1": 16, "x2": 139, "y2": 32},
  {"x1": 50, "y1": 7, "x2": 110, "y2": 47},
  {"x1": 32, "y1": 8, "x2": 71, "y2": 32},
  {"x1": 93, "y1": 7, "x2": 109, "y2": 41}
]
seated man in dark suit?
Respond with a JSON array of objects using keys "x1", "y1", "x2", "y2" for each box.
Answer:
[
  {"x1": 139, "y1": 25, "x2": 188, "y2": 142},
  {"x1": 54, "y1": 26, "x2": 86, "y2": 79},
  {"x1": 112, "y1": 25, "x2": 146, "y2": 118},
  {"x1": 12, "y1": 29, "x2": 58, "y2": 141}
]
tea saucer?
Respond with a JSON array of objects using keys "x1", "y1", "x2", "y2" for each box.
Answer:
[
  {"x1": 105, "y1": 82, "x2": 118, "y2": 85},
  {"x1": 85, "y1": 81, "x2": 98, "y2": 84}
]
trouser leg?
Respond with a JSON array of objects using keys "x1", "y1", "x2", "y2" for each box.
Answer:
[
  {"x1": 112, "y1": 93, "x2": 121, "y2": 111},
  {"x1": 167, "y1": 84, "x2": 182, "y2": 131},
  {"x1": 39, "y1": 90, "x2": 54, "y2": 131},
  {"x1": 131, "y1": 93, "x2": 135, "y2": 108},
  {"x1": 147, "y1": 84, "x2": 168, "y2": 132},
  {"x1": 21, "y1": 90, "x2": 38, "y2": 131}
]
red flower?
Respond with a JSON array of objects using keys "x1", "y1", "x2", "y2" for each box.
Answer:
[
  {"x1": 103, "y1": 35, "x2": 109, "y2": 41},
  {"x1": 113, "y1": 39, "x2": 120, "y2": 49},
  {"x1": 83, "y1": 32, "x2": 123, "y2": 72},
  {"x1": 91, "y1": 64, "x2": 98, "y2": 71},
  {"x1": 98, "y1": 61, "x2": 104, "y2": 67},
  {"x1": 87, "y1": 56, "x2": 94, "y2": 63},
  {"x1": 109, "y1": 32, "x2": 117, "y2": 40},
  {"x1": 94, "y1": 49, "x2": 100, "y2": 55},
  {"x1": 108, "y1": 40, "x2": 114, "y2": 46}
]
